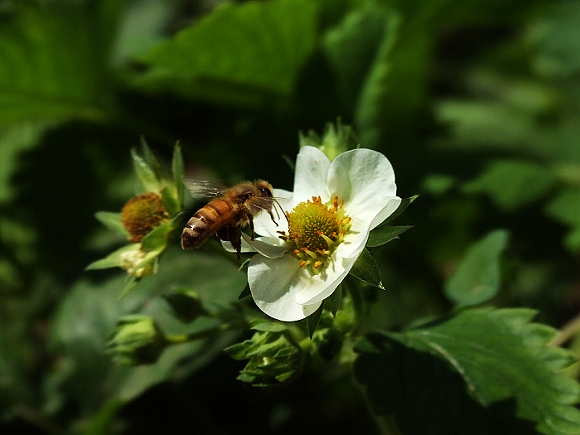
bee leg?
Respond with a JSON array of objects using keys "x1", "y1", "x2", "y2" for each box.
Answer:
[
  {"x1": 217, "y1": 225, "x2": 242, "y2": 260},
  {"x1": 248, "y1": 215, "x2": 255, "y2": 240},
  {"x1": 268, "y1": 210, "x2": 278, "y2": 227}
]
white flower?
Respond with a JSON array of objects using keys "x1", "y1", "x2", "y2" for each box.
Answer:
[{"x1": 241, "y1": 146, "x2": 400, "y2": 321}]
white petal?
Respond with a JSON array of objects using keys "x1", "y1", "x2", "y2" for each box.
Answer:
[
  {"x1": 294, "y1": 252, "x2": 354, "y2": 305},
  {"x1": 241, "y1": 233, "x2": 287, "y2": 259},
  {"x1": 370, "y1": 196, "x2": 401, "y2": 230},
  {"x1": 335, "y1": 219, "x2": 372, "y2": 259},
  {"x1": 253, "y1": 188, "x2": 293, "y2": 238},
  {"x1": 328, "y1": 149, "x2": 397, "y2": 226},
  {"x1": 248, "y1": 254, "x2": 322, "y2": 321},
  {"x1": 293, "y1": 147, "x2": 331, "y2": 202},
  {"x1": 221, "y1": 238, "x2": 256, "y2": 254}
]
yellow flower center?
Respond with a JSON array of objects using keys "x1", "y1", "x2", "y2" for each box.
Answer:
[{"x1": 281, "y1": 196, "x2": 352, "y2": 273}]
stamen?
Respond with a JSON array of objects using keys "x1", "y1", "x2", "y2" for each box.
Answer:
[{"x1": 281, "y1": 195, "x2": 353, "y2": 273}]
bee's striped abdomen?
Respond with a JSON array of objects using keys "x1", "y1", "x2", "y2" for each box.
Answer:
[{"x1": 180, "y1": 198, "x2": 234, "y2": 250}]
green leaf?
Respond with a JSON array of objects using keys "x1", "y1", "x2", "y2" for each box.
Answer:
[
  {"x1": 350, "y1": 248, "x2": 383, "y2": 289},
  {"x1": 463, "y1": 160, "x2": 557, "y2": 211},
  {"x1": 545, "y1": 188, "x2": 580, "y2": 251},
  {"x1": 433, "y1": 100, "x2": 578, "y2": 162},
  {"x1": 135, "y1": 0, "x2": 319, "y2": 108},
  {"x1": 85, "y1": 244, "x2": 140, "y2": 271},
  {"x1": 532, "y1": 1, "x2": 580, "y2": 76},
  {"x1": 162, "y1": 289, "x2": 207, "y2": 324},
  {"x1": 421, "y1": 174, "x2": 456, "y2": 196},
  {"x1": 95, "y1": 211, "x2": 129, "y2": 239},
  {"x1": 83, "y1": 399, "x2": 124, "y2": 435},
  {"x1": 355, "y1": 308, "x2": 580, "y2": 435},
  {"x1": 0, "y1": 3, "x2": 114, "y2": 127},
  {"x1": 366, "y1": 225, "x2": 413, "y2": 247},
  {"x1": 322, "y1": 3, "x2": 393, "y2": 114},
  {"x1": 251, "y1": 322, "x2": 288, "y2": 333},
  {"x1": 444, "y1": 229, "x2": 510, "y2": 307},
  {"x1": 53, "y1": 247, "x2": 247, "y2": 410},
  {"x1": 354, "y1": 14, "x2": 434, "y2": 149},
  {"x1": 0, "y1": 124, "x2": 47, "y2": 202}
]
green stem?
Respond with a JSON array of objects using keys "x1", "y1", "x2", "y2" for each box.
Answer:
[
  {"x1": 549, "y1": 310, "x2": 580, "y2": 347},
  {"x1": 165, "y1": 322, "x2": 248, "y2": 345},
  {"x1": 373, "y1": 415, "x2": 401, "y2": 435}
]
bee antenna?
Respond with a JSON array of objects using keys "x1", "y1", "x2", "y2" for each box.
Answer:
[{"x1": 273, "y1": 198, "x2": 287, "y2": 223}]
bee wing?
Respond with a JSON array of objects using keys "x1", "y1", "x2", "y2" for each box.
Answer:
[{"x1": 184, "y1": 179, "x2": 225, "y2": 200}]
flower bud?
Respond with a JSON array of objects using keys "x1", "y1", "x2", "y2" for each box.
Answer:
[
  {"x1": 107, "y1": 315, "x2": 167, "y2": 365},
  {"x1": 121, "y1": 192, "x2": 169, "y2": 243},
  {"x1": 119, "y1": 247, "x2": 154, "y2": 277},
  {"x1": 299, "y1": 120, "x2": 358, "y2": 161},
  {"x1": 224, "y1": 326, "x2": 303, "y2": 386}
]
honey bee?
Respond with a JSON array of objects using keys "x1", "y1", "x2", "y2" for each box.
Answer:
[{"x1": 181, "y1": 180, "x2": 279, "y2": 259}]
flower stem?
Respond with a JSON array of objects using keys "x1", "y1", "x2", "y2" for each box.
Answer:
[
  {"x1": 373, "y1": 415, "x2": 401, "y2": 435},
  {"x1": 165, "y1": 322, "x2": 248, "y2": 345},
  {"x1": 549, "y1": 310, "x2": 580, "y2": 347}
]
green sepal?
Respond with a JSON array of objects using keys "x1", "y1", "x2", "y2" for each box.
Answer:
[
  {"x1": 350, "y1": 248, "x2": 384, "y2": 289},
  {"x1": 299, "y1": 119, "x2": 358, "y2": 160},
  {"x1": 444, "y1": 229, "x2": 510, "y2": 308},
  {"x1": 131, "y1": 147, "x2": 159, "y2": 193},
  {"x1": 140, "y1": 222, "x2": 172, "y2": 251},
  {"x1": 85, "y1": 244, "x2": 140, "y2": 270},
  {"x1": 140, "y1": 137, "x2": 165, "y2": 181},
  {"x1": 131, "y1": 249, "x2": 161, "y2": 274},
  {"x1": 172, "y1": 142, "x2": 185, "y2": 206},
  {"x1": 328, "y1": 285, "x2": 342, "y2": 317},
  {"x1": 119, "y1": 276, "x2": 139, "y2": 299},
  {"x1": 94, "y1": 211, "x2": 129, "y2": 238},
  {"x1": 224, "y1": 326, "x2": 303, "y2": 386},
  {"x1": 238, "y1": 284, "x2": 251, "y2": 300},
  {"x1": 367, "y1": 225, "x2": 413, "y2": 247},
  {"x1": 306, "y1": 303, "x2": 324, "y2": 338},
  {"x1": 161, "y1": 186, "x2": 180, "y2": 217},
  {"x1": 381, "y1": 195, "x2": 418, "y2": 226}
]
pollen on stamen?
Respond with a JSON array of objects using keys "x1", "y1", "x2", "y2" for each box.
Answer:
[{"x1": 281, "y1": 194, "x2": 353, "y2": 273}]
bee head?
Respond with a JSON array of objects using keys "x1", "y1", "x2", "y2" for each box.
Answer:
[{"x1": 254, "y1": 180, "x2": 274, "y2": 198}]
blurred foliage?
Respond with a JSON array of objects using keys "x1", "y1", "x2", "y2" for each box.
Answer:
[{"x1": 2, "y1": 0, "x2": 580, "y2": 434}]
